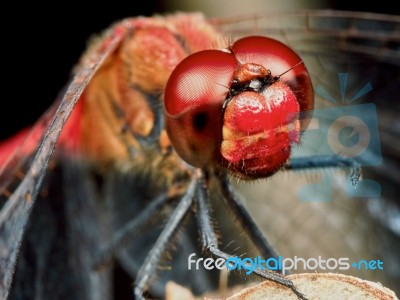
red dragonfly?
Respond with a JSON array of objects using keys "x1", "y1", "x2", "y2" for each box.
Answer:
[{"x1": 0, "y1": 10, "x2": 399, "y2": 300}]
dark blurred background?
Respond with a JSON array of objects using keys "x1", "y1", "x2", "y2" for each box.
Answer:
[{"x1": 1, "y1": 0, "x2": 398, "y2": 140}]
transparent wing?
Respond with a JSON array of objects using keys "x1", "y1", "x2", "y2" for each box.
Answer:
[
  {"x1": 214, "y1": 10, "x2": 400, "y2": 294},
  {"x1": 0, "y1": 24, "x2": 128, "y2": 298}
]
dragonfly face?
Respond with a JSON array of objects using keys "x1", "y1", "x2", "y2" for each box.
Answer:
[
  {"x1": 0, "y1": 10, "x2": 399, "y2": 300},
  {"x1": 165, "y1": 35, "x2": 313, "y2": 179}
]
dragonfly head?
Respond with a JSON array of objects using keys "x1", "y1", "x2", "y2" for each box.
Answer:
[{"x1": 164, "y1": 36, "x2": 313, "y2": 179}]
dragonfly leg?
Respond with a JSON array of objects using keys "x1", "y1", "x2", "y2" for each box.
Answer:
[
  {"x1": 217, "y1": 172, "x2": 279, "y2": 260},
  {"x1": 285, "y1": 156, "x2": 361, "y2": 186},
  {"x1": 133, "y1": 175, "x2": 197, "y2": 300},
  {"x1": 197, "y1": 170, "x2": 308, "y2": 300}
]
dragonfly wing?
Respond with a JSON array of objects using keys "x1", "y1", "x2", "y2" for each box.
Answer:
[
  {"x1": 215, "y1": 10, "x2": 400, "y2": 294},
  {"x1": 0, "y1": 24, "x2": 129, "y2": 298}
]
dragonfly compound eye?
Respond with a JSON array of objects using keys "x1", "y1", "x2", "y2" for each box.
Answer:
[{"x1": 164, "y1": 36, "x2": 313, "y2": 179}]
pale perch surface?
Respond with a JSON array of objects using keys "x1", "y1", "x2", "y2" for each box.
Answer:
[{"x1": 166, "y1": 273, "x2": 399, "y2": 300}]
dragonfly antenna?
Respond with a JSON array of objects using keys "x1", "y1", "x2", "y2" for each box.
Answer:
[{"x1": 273, "y1": 61, "x2": 303, "y2": 81}]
